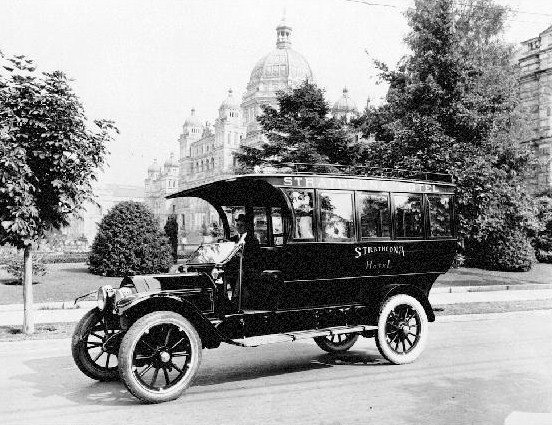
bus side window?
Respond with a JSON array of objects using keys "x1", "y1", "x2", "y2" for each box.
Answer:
[
  {"x1": 271, "y1": 207, "x2": 284, "y2": 246},
  {"x1": 319, "y1": 191, "x2": 355, "y2": 242},
  {"x1": 357, "y1": 192, "x2": 390, "y2": 238},
  {"x1": 428, "y1": 194, "x2": 452, "y2": 237},
  {"x1": 253, "y1": 207, "x2": 268, "y2": 245},
  {"x1": 284, "y1": 189, "x2": 315, "y2": 240},
  {"x1": 393, "y1": 194, "x2": 423, "y2": 238}
]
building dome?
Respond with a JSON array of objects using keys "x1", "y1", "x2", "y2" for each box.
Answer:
[
  {"x1": 164, "y1": 152, "x2": 178, "y2": 168},
  {"x1": 246, "y1": 18, "x2": 313, "y2": 93},
  {"x1": 184, "y1": 108, "x2": 202, "y2": 128},
  {"x1": 220, "y1": 89, "x2": 240, "y2": 110},
  {"x1": 332, "y1": 87, "x2": 358, "y2": 119},
  {"x1": 148, "y1": 159, "x2": 161, "y2": 173}
]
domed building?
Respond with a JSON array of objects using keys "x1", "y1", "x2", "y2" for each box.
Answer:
[
  {"x1": 332, "y1": 87, "x2": 359, "y2": 122},
  {"x1": 145, "y1": 18, "x2": 363, "y2": 241},
  {"x1": 241, "y1": 17, "x2": 314, "y2": 145}
]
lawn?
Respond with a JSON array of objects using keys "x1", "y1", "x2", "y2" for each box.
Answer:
[
  {"x1": 0, "y1": 261, "x2": 550, "y2": 305},
  {"x1": 0, "y1": 263, "x2": 120, "y2": 305}
]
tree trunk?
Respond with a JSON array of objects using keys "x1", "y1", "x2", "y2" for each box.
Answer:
[{"x1": 22, "y1": 244, "x2": 34, "y2": 334}]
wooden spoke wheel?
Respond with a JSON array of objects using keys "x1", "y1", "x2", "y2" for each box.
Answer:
[
  {"x1": 71, "y1": 308, "x2": 121, "y2": 381},
  {"x1": 314, "y1": 333, "x2": 359, "y2": 353},
  {"x1": 118, "y1": 311, "x2": 202, "y2": 404},
  {"x1": 375, "y1": 294, "x2": 428, "y2": 364}
]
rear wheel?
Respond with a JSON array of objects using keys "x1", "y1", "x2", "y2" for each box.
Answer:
[
  {"x1": 375, "y1": 294, "x2": 428, "y2": 364},
  {"x1": 71, "y1": 308, "x2": 121, "y2": 381},
  {"x1": 314, "y1": 333, "x2": 359, "y2": 353},
  {"x1": 118, "y1": 311, "x2": 202, "y2": 404}
]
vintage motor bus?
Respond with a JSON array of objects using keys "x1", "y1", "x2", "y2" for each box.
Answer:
[{"x1": 71, "y1": 166, "x2": 457, "y2": 403}]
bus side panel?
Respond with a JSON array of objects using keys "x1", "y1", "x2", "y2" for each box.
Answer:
[{"x1": 273, "y1": 239, "x2": 455, "y2": 310}]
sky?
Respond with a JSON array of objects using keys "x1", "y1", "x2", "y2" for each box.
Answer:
[{"x1": 1, "y1": 0, "x2": 551, "y2": 187}]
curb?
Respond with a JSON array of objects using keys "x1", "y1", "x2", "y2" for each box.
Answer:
[
  {"x1": 1, "y1": 284, "x2": 552, "y2": 312},
  {"x1": 431, "y1": 283, "x2": 552, "y2": 293},
  {"x1": 0, "y1": 300, "x2": 96, "y2": 312}
]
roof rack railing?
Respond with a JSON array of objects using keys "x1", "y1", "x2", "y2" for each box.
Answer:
[{"x1": 256, "y1": 162, "x2": 454, "y2": 183}]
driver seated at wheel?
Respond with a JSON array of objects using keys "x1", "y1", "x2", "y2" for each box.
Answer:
[
  {"x1": 229, "y1": 214, "x2": 260, "y2": 306},
  {"x1": 230, "y1": 214, "x2": 260, "y2": 248}
]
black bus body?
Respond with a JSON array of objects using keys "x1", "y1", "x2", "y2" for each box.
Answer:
[{"x1": 71, "y1": 170, "x2": 457, "y2": 403}]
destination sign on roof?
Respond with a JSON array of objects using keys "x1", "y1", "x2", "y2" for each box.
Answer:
[{"x1": 263, "y1": 175, "x2": 454, "y2": 194}]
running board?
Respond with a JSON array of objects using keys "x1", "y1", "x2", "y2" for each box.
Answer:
[{"x1": 230, "y1": 325, "x2": 377, "y2": 347}]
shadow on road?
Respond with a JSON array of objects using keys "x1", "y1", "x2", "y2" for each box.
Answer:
[
  {"x1": 10, "y1": 342, "x2": 386, "y2": 406},
  {"x1": 11, "y1": 355, "x2": 135, "y2": 406}
]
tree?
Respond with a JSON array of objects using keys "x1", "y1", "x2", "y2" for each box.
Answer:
[
  {"x1": 164, "y1": 215, "x2": 179, "y2": 263},
  {"x1": 359, "y1": 0, "x2": 539, "y2": 270},
  {"x1": 235, "y1": 80, "x2": 365, "y2": 171},
  {"x1": 0, "y1": 53, "x2": 116, "y2": 333},
  {"x1": 534, "y1": 189, "x2": 552, "y2": 263},
  {"x1": 89, "y1": 202, "x2": 173, "y2": 276}
]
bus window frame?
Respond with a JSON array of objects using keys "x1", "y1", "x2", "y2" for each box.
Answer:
[
  {"x1": 283, "y1": 188, "x2": 318, "y2": 243},
  {"x1": 391, "y1": 192, "x2": 425, "y2": 240},
  {"x1": 355, "y1": 190, "x2": 392, "y2": 241},
  {"x1": 425, "y1": 193, "x2": 455, "y2": 239},
  {"x1": 316, "y1": 189, "x2": 357, "y2": 244}
]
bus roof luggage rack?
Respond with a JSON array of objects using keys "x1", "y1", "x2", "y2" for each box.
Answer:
[{"x1": 257, "y1": 163, "x2": 454, "y2": 183}]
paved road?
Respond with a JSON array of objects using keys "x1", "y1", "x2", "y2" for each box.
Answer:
[
  {"x1": 1, "y1": 310, "x2": 551, "y2": 425},
  {"x1": 3, "y1": 288, "x2": 552, "y2": 326}
]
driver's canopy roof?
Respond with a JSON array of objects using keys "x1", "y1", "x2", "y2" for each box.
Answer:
[
  {"x1": 167, "y1": 175, "x2": 289, "y2": 241},
  {"x1": 166, "y1": 175, "x2": 288, "y2": 209}
]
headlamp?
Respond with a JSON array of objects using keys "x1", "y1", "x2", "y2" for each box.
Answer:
[{"x1": 97, "y1": 285, "x2": 114, "y2": 310}]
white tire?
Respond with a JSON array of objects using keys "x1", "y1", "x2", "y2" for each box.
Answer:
[
  {"x1": 118, "y1": 311, "x2": 202, "y2": 403},
  {"x1": 375, "y1": 294, "x2": 428, "y2": 364}
]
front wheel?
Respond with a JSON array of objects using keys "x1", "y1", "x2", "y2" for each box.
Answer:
[
  {"x1": 118, "y1": 311, "x2": 202, "y2": 404},
  {"x1": 375, "y1": 294, "x2": 428, "y2": 364},
  {"x1": 71, "y1": 308, "x2": 121, "y2": 381},
  {"x1": 314, "y1": 333, "x2": 359, "y2": 353}
]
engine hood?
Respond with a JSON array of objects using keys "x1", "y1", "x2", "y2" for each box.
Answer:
[{"x1": 120, "y1": 272, "x2": 212, "y2": 293}]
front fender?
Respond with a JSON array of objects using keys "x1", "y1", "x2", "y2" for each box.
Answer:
[{"x1": 117, "y1": 294, "x2": 226, "y2": 349}]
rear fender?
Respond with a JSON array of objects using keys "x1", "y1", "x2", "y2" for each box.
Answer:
[
  {"x1": 375, "y1": 285, "x2": 435, "y2": 323},
  {"x1": 119, "y1": 295, "x2": 225, "y2": 349}
]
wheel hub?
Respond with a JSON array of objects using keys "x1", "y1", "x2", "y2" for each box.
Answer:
[{"x1": 159, "y1": 351, "x2": 171, "y2": 363}]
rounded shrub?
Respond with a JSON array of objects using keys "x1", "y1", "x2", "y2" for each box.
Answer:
[
  {"x1": 89, "y1": 201, "x2": 173, "y2": 276},
  {"x1": 477, "y1": 230, "x2": 536, "y2": 272}
]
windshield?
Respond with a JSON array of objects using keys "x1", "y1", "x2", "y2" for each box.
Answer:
[
  {"x1": 186, "y1": 239, "x2": 243, "y2": 265},
  {"x1": 187, "y1": 242, "x2": 237, "y2": 265}
]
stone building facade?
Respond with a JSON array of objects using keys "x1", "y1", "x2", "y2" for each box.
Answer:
[
  {"x1": 145, "y1": 18, "x2": 360, "y2": 245},
  {"x1": 519, "y1": 25, "x2": 552, "y2": 190}
]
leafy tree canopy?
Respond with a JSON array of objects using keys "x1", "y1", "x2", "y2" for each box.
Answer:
[
  {"x1": 358, "y1": 0, "x2": 539, "y2": 267},
  {"x1": 0, "y1": 53, "x2": 117, "y2": 249},
  {"x1": 235, "y1": 80, "x2": 365, "y2": 171}
]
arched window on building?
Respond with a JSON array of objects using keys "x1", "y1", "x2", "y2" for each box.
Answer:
[{"x1": 227, "y1": 133, "x2": 231, "y2": 144}]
